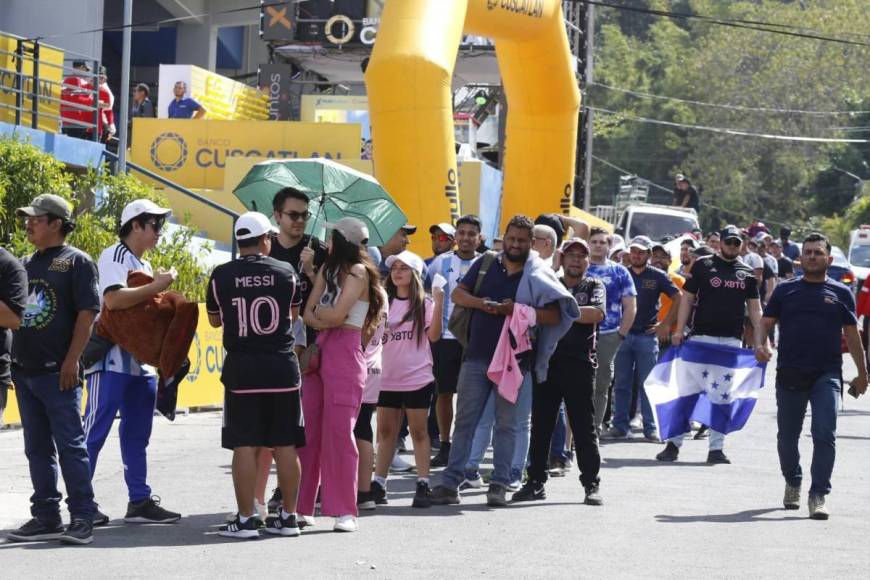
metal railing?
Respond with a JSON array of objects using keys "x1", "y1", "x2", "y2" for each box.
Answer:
[
  {"x1": 0, "y1": 35, "x2": 102, "y2": 139},
  {"x1": 102, "y1": 149, "x2": 240, "y2": 259}
]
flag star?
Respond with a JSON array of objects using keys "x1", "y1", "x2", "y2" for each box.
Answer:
[
  {"x1": 702, "y1": 370, "x2": 709, "y2": 379},
  {"x1": 724, "y1": 373, "x2": 733, "y2": 382},
  {"x1": 721, "y1": 392, "x2": 730, "y2": 401},
  {"x1": 711, "y1": 381, "x2": 719, "y2": 390}
]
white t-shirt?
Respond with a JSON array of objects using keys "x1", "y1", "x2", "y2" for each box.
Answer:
[
  {"x1": 426, "y1": 251, "x2": 478, "y2": 340},
  {"x1": 741, "y1": 252, "x2": 764, "y2": 271},
  {"x1": 86, "y1": 242, "x2": 156, "y2": 377}
]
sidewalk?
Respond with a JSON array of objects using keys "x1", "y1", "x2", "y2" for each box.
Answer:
[{"x1": 1, "y1": 359, "x2": 869, "y2": 578}]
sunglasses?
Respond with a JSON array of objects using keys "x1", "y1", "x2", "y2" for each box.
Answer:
[
  {"x1": 280, "y1": 210, "x2": 311, "y2": 222},
  {"x1": 723, "y1": 238, "x2": 742, "y2": 247},
  {"x1": 431, "y1": 233, "x2": 453, "y2": 242},
  {"x1": 146, "y1": 218, "x2": 166, "y2": 231}
]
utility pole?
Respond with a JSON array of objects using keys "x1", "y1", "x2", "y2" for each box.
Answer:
[
  {"x1": 582, "y1": 4, "x2": 595, "y2": 211},
  {"x1": 118, "y1": 0, "x2": 133, "y2": 172}
]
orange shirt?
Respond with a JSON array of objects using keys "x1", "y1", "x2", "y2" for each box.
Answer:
[{"x1": 658, "y1": 271, "x2": 685, "y2": 330}]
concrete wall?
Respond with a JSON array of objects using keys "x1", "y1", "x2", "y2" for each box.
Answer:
[{"x1": 0, "y1": 0, "x2": 104, "y2": 60}]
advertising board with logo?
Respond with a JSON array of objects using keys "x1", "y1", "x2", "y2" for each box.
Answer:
[
  {"x1": 130, "y1": 117, "x2": 361, "y2": 189},
  {"x1": 157, "y1": 64, "x2": 269, "y2": 121}
]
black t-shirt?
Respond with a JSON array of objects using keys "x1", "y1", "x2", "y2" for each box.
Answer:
[
  {"x1": 673, "y1": 185, "x2": 699, "y2": 211},
  {"x1": 776, "y1": 257, "x2": 794, "y2": 280},
  {"x1": 461, "y1": 255, "x2": 524, "y2": 364},
  {"x1": 629, "y1": 266, "x2": 679, "y2": 333},
  {"x1": 206, "y1": 255, "x2": 302, "y2": 390},
  {"x1": 552, "y1": 277, "x2": 606, "y2": 365},
  {"x1": 13, "y1": 245, "x2": 100, "y2": 373},
  {"x1": 0, "y1": 248, "x2": 28, "y2": 385},
  {"x1": 268, "y1": 233, "x2": 327, "y2": 309},
  {"x1": 684, "y1": 255, "x2": 759, "y2": 340}
]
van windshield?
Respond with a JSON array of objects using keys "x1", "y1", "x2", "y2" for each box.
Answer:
[
  {"x1": 849, "y1": 244, "x2": 870, "y2": 267},
  {"x1": 628, "y1": 213, "x2": 698, "y2": 241}
]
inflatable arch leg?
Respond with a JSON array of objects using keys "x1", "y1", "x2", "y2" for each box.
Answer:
[{"x1": 366, "y1": 0, "x2": 580, "y2": 251}]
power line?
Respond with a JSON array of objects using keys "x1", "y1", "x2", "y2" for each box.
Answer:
[
  {"x1": 588, "y1": 106, "x2": 870, "y2": 143},
  {"x1": 590, "y1": 82, "x2": 870, "y2": 117},
  {"x1": 572, "y1": 0, "x2": 870, "y2": 48}
]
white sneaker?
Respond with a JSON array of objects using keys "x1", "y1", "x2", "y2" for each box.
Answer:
[
  {"x1": 808, "y1": 494, "x2": 829, "y2": 520},
  {"x1": 299, "y1": 515, "x2": 316, "y2": 529},
  {"x1": 334, "y1": 515, "x2": 358, "y2": 533},
  {"x1": 390, "y1": 453, "x2": 414, "y2": 473}
]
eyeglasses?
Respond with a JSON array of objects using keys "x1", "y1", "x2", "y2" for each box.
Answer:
[
  {"x1": 280, "y1": 210, "x2": 311, "y2": 222},
  {"x1": 431, "y1": 233, "x2": 453, "y2": 242},
  {"x1": 723, "y1": 238, "x2": 742, "y2": 247}
]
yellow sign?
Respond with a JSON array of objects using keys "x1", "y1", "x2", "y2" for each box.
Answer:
[
  {"x1": 0, "y1": 33, "x2": 64, "y2": 133},
  {"x1": 2, "y1": 305, "x2": 230, "y2": 427},
  {"x1": 130, "y1": 118, "x2": 362, "y2": 190},
  {"x1": 190, "y1": 66, "x2": 270, "y2": 121}
]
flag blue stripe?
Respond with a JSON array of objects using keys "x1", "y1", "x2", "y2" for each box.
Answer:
[
  {"x1": 655, "y1": 395, "x2": 759, "y2": 440},
  {"x1": 658, "y1": 342, "x2": 761, "y2": 370}
]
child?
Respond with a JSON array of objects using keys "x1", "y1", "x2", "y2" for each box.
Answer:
[{"x1": 370, "y1": 251, "x2": 443, "y2": 508}]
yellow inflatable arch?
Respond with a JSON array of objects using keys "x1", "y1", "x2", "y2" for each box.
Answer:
[{"x1": 365, "y1": 0, "x2": 580, "y2": 249}]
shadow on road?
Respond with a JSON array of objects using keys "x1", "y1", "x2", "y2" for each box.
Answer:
[
  {"x1": 655, "y1": 508, "x2": 804, "y2": 523},
  {"x1": 602, "y1": 457, "x2": 711, "y2": 468}
]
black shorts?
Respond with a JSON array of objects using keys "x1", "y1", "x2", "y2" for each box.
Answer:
[
  {"x1": 354, "y1": 403, "x2": 376, "y2": 443},
  {"x1": 432, "y1": 339, "x2": 463, "y2": 394},
  {"x1": 221, "y1": 389, "x2": 306, "y2": 450},
  {"x1": 377, "y1": 383, "x2": 435, "y2": 410}
]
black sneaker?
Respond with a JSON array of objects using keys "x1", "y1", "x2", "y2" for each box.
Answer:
[
  {"x1": 370, "y1": 481, "x2": 388, "y2": 505},
  {"x1": 512, "y1": 480, "x2": 546, "y2": 502},
  {"x1": 430, "y1": 442, "x2": 451, "y2": 468},
  {"x1": 412, "y1": 481, "x2": 432, "y2": 508},
  {"x1": 486, "y1": 484, "x2": 508, "y2": 507},
  {"x1": 93, "y1": 506, "x2": 110, "y2": 526},
  {"x1": 357, "y1": 490, "x2": 376, "y2": 511},
  {"x1": 656, "y1": 442, "x2": 680, "y2": 462},
  {"x1": 6, "y1": 518, "x2": 64, "y2": 542},
  {"x1": 218, "y1": 515, "x2": 261, "y2": 539},
  {"x1": 694, "y1": 425, "x2": 710, "y2": 440},
  {"x1": 59, "y1": 518, "x2": 94, "y2": 545},
  {"x1": 267, "y1": 487, "x2": 282, "y2": 514},
  {"x1": 429, "y1": 485, "x2": 460, "y2": 505},
  {"x1": 584, "y1": 484, "x2": 603, "y2": 506},
  {"x1": 265, "y1": 513, "x2": 300, "y2": 537},
  {"x1": 706, "y1": 450, "x2": 731, "y2": 464},
  {"x1": 124, "y1": 496, "x2": 181, "y2": 524}
]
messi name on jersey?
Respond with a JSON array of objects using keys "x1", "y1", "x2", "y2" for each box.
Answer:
[{"x1": 235, "y1": 275, "x2": 276, "y2": 288}]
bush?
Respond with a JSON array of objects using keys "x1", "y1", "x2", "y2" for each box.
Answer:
[{"x1": 1, "y1": 137, "x2": 212, "y2": 301}]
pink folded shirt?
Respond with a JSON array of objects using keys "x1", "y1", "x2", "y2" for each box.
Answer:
[{"x1": 487, "y1": 304, "x2": 536, "y2": 403}]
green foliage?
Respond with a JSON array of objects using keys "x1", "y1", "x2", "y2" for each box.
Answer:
[
  {"x1": 1, "y1": 137, "x2": 211, "y2": 301},
  {"x1": 590, "y1": 0, "x2": 870, "y2": 229}
]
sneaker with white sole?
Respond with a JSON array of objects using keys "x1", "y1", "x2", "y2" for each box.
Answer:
[
  {"x1": 783, "y1": 483, "x2": 801, "y2": 510},
  {"x1": 601, "y1": 426, "x2": 630, "y2": 440},
  {"x1": 299, "y1": 515, "x2": 316, "y2": 529},
  {"x1": 218, "y1": 515, "x2": 261, "y2": 539},
  {"x1": 226, "y1": 500, "x2": 267, "y2": 523},
  {"x1": 124, "y1": 496, "x2": 181, "y2": 524},
  {"x1": 459, "y1": 471, "x2": 484, "y2": 490},
  {"x1": 59, "y1": 518, "x2": 94, "y2": 545},
  {"x1": 334, "y1": 515, "x2": 358, "y2": 532},
  {"x1": 265, "y1": 513, "x2": 301, "y2": 537},
  {"x1": 808, "y1": 494, "x2": 829, "y2": 520},
  {"x1": 7, "y1": 518, "x2": 64, "y2": 542},
  {"x1": 390, "y1": 453, "x2": 414, "y2": 473}
]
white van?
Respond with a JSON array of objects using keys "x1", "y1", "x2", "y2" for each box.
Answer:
[
  {"x1": 847, "y1": 226, "x2": 870, "y2": 286},
  {"x1": 613, "y1": 203, "x2": 700, "y2": 241}
]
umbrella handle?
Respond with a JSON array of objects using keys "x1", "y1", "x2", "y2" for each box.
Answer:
[{"x1": 309, "y1": 191, "x2": 328, "y2": 249}]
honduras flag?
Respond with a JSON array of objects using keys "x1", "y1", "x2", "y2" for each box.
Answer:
[{"x1": 644, "y1": 341, "x2": 767, "y2": 440}]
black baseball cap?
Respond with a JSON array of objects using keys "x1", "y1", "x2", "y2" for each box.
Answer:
[
  {"x1": 720, "y1": 225, "x2": 742, "y2": 241},
  {"x1": 535, "y1": 214, "x2": 565, "y2": 244}
]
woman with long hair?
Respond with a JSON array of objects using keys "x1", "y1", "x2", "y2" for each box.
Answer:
[
  {"x1": 369, "y1": 251, "x2": 443, "y2": 508},
  {"x1": 299, "y1": 218, "x2": 384, "y2": 533}
]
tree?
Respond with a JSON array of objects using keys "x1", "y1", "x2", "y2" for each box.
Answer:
[{"x1": 0, "y1": 137, "x2": 212, "y2": 301}]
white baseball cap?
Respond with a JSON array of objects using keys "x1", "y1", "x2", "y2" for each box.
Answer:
[
  {"x1": 385, "y1": 250, "x2": 425, "y2": 277},
  {"x1": 429, "y1": 222, "x2": 456, "y2": 237},
  {"x1": 234, "y1": 211, "x2": 277, "y2": 240},
  {"x1": 326, "y1": 217, "x2": 369, "y2": 247},
  {"x1": 120, "y1": 199, "x2": 171, "y2": 228}
]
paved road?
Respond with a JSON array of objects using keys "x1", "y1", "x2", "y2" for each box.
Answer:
[{"x1": 2, "y1": 355, "x2": 869, "y2": 578}]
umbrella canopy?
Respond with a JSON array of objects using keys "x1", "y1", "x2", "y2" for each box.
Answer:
[{"x1": 232, "y1": 158, "x2": 407, "y2": 247}]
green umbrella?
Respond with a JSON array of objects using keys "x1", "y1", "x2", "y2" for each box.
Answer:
[{"x1": 232, "y1": 158, "x2": 407, "y2": 247}]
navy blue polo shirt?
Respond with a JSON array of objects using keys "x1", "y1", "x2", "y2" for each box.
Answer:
[
  {"x1": 764, "y1": 277, "x2": 857, "y2": 373},
  {"x1": 460, "y1": 255, "x2": 524, "y2": 363},
  {"x1": 167, "y1": 97, "x2": 202, "y2": 119},
  {"x1": 629, "y1": 265, "x2": 678, "y2": 334}
]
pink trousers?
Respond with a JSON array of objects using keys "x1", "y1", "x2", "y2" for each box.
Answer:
[{"x1": 298, "y1": 328, "x2": 366, "y2": 517}]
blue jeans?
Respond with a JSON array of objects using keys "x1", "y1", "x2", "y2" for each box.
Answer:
[
  {"x1": 550, "y1": 404, "x2": 569, "y2": 461},
  {"x1": 613, "y1": 333, "x2": 657, "y2": 435},
  {"x1": 12, "y1": 369, "x2": 96, "y2": 522},
  {"x1": 442, "y1": 359, "x2": 524, "y2": 489},
  {"x1": 464, "y1": 372, "x2": 532, "y2": 481},
  {"x1": 776, "y1": 371, "x2": 840, "y2": 496}
]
